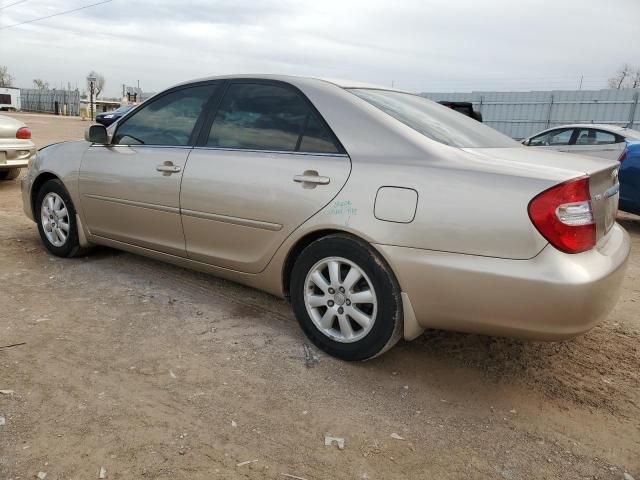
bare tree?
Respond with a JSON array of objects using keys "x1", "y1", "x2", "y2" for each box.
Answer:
[
  {"x1": 631, "y1": 69, "x2": 640, "y2": 89},
  {"x1": 0, "y1": 65, "x2": 13, "y2": 87},
  {"x1": 87, "y1": 71, "x2": 105, "y2": 98},
  {"x1": 32, "y1": 78, "x2": 49, "y2": 90},
  {"x1": 608, "y1": 64, "x2": 636, "y2": 89}
]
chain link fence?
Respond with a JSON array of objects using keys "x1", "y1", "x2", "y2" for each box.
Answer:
[{"x1": 19, "y1": 88, "x2": 80, "y2": 116}]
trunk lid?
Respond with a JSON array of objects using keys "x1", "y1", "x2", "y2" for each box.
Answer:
[{"x1": 463, "y1": 147, "x2": 620, "y2": 245}]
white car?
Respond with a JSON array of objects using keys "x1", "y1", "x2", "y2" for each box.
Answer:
[
  {"x1": 522, "y1": 124, "x2": 640, "y2": 160},
  {"x1": 0, "y1": 114, "x2": 35, "y2": 180}
]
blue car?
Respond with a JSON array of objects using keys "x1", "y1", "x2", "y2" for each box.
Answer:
[
  {"x1": 619, "y1": 140, "x2": 640, "y2": 215},
  {"x1": 95, "y1": 104, "x2": 135, "y2": 127}
]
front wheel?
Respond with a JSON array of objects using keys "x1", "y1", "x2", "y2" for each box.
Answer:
[
  {"x1": 36, "y1": 179, "x2": 87, "y2": 257},
  {"x1": 290, "y1": 234, "x2": 403, "y2": 361}
]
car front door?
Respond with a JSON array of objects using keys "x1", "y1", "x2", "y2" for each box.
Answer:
[
  {"x1": 567, "y1": 128, "x2": 625, "y2": 160},
  {"x1": 180, "y1": 81, "x2": 351, "y2": 273},
  {"x1": 79, "y1": 83, "x2": 217, "y2": 256},
  {"x1": 527, "y1": 128, "x2": 576, "y2": 152}
]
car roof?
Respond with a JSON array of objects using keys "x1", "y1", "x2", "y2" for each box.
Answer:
[
  {"x1": 541, "y1": 124, "x2": 627, "y2": 132},
  {"x1": 172, "y1": 73, "x2": 406, "y2": 93},
  {"x1": 526, "y1": 123, "x2": 640, "y2": 140}
]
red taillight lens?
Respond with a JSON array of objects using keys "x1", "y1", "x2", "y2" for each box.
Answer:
[
  {"x1": 528, "y1": 177, "x2": 595, "y2": 254},
  {"x1": 16, "y1": 127, "x2": 31, "y2": 139},
  {"x1": 617, "y1": 148, "x2": 626, "y2": 163}
]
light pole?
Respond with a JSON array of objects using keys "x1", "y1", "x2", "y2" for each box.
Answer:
[{"x1": 87, "y1": 74, "x2": 97, "y2": 120}]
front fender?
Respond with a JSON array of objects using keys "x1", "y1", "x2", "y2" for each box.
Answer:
[{"x1": 22, "y1": 140, "x2": 91, "y2": 219}]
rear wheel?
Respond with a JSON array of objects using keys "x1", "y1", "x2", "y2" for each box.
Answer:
[
  {"x1": 290, "y1": 234, "x2": 403, "y2": 361},
  {"x1": 35, "y1": 179, "x2": 87, "y2": 257},
  {"x1": 0, "y1": 169, "x2": 20, "y2": 181}
]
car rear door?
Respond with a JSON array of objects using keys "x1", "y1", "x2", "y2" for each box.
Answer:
[
  {"x1": 567, "y1": 128, "x2": 625, "y2": 160},
  {"x1": 180, "y1": 80, "x2": 351, "y2": 273},
  {"x1": 79, "y1": 82, "x2": 218, "y2": 256}
]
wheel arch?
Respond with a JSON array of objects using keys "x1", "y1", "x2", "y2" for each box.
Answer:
[
  {"x1": 30, "y1": 172, "x2": 61, "y2": 218},
  {"x1": 281, "y1": 228, "x2": 396, "y2": 298}
]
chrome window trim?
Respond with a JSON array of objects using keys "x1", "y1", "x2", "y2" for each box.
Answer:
[
  {"x1": 192, "y1": 146, "x2": 349, "y2": 157},
  {"x1": 89, "y1": 144, "x2": 192, "y2": 150},
  {"x1": 89, "y1": 144, "x2": 348, "y2": 157}
]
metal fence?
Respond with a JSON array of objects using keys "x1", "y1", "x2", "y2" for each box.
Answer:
[
  {"x1": 421, "y1": 89, "x2": 640, "y2": 140},
  {"x1": 19, "y1": 88, "x2": 80, "y2": 116}
]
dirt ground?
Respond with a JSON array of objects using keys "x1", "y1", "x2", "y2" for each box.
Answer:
[{"x1": 1, "y1": 113, "x2": 638, "y2": 480}]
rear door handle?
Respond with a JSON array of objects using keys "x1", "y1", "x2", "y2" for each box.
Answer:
[
  {"x1": 293, "y1": 170, "x2": 330, "y2": 187},
  {"x1": 156, "y1": 163, "x2": 181, "y2": 175}
]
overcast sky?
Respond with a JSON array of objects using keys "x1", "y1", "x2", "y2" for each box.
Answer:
[{"x1": 1, "y1": 0, "x2": 639, "y2": 97}]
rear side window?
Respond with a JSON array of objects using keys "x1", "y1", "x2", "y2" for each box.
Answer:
[
  {"x1": 575, "y1": 129, "x2": 618, "y2": 145},
  {"x1": 299, "y1": 112, "x2": 339, "y2": 153},
  {"x1": 113, "y1": 85, "x2": 215, "y2": 146},
  {"x1": 529, "y1": 128, "x2": 574, "y2": 146},
  {"x1": 207, "y1": 83, "x2": 340, "y2": 154}
]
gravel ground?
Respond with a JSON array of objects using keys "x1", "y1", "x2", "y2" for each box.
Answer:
[{"x1": 1, "y1": 113, "x2": 638, "y2": 480}]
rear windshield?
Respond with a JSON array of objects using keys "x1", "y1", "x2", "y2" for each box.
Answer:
[
  {"x1": 621, "y1": 128, "x2": 640, "y2": 140},
  {"x1": 350, "y1": 89, "x2": 518, "y2": 148}
]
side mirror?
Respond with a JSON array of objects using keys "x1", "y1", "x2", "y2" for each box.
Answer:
[{"x1": 85, "y1": 124, "x2": 108, "y2": 144}]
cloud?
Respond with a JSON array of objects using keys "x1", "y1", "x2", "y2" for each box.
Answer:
[{"x1": 1, "y1": 0, "x2": 639, "y2": 96}]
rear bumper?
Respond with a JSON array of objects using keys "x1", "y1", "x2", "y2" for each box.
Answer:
[
  {"x1": 0, "y1": 158, "x2": 29, "y2": 170},
  {"x1": 1, "y1": 141, "x2": 36, "y2": 169},
  {"x1": 376, "y1": 223, "x2": 630, "y2": 340}
]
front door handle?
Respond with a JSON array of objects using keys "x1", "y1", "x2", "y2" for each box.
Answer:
[
  {"x1": 293, "y1": 170, "x2": 330, "y2": 187},
  {"x1": 156, "y1": 162, "x2": 181, "y2": 175}
]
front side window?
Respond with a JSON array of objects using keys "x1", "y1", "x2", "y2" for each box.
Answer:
[
  {"x1": 575, "y1": 129, "x2": 617, "y2": 145},
  {"x1": 207, "y1": 83, "x2": 339, "y2": 154},
  {"x1": 529, "y1": 128, "x2": 574, "y2": 147},
  {"x1": 113, "y1": 85, "x2": 214, "y2": 146},
  {"x1": 350, "y1": 89, "x2": 518, "y2": 148}
]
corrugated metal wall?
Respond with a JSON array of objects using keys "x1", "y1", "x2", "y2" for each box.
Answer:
[
  {"x1": 20, "y1": 88, "x2": 80, "y2": 116},
  {"x1": 421, "y1": 89, "x2": 640, "y2": 139}
]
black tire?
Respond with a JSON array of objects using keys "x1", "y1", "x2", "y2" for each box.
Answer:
[
  {"x1": 35, "y1": 179, "x2": 88, "y2": 258},
  {"x1": 0, "y1": 168, "x2": 20, "y2": 181},
  {"x1": 290, "y1": 234, "x2": 403, "y2": 361}
]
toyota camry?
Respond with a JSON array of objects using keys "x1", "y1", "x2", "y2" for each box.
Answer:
[{"x1": 21, "y1": 75, "x2": 630, "y2": 360}]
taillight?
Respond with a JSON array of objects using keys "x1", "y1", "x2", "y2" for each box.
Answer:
[
  {"x1": 617, "y1": 148, "x2": 626, "y2": 163},
  {"x1": 16, "y1": 127, "x2": 31, "y2": 139},
  {"x1": 528, "y1": 176, "x2": 595, "y2": 254}
]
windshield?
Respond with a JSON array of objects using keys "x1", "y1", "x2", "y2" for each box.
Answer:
[{"x1": 350, "y1": 89, "x2": 518, "y2": 148}]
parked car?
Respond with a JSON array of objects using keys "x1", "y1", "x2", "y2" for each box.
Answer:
[
  {"x1": 619, "y1": 140, "x2": 640, "y2": 215},
  {"x1": 21, "y1": 75, "x2": 629, "y2": 360},
  {"x1": 95, "y1": 105, "x2": 136, "y2": 127},
  {"x1": 521, "y1": 124, "x2": 640, "y2": 160},
  {"x1": 437, "y1": 101, "x2": 483, "y2": 122},
  {"x1": 0, "y1": 114, "x2": 35, "y2": 181},
  {"x1": 523, "y1": 124, "x2": 640, "y2": 215}
]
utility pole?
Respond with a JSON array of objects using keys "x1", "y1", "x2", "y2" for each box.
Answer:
[
  {"x1": 87, "y1": 74, "x2": 97, "y2": 120},
  {"x1": 578, "y1": 75, "x2": 583, "y2": 90}
]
